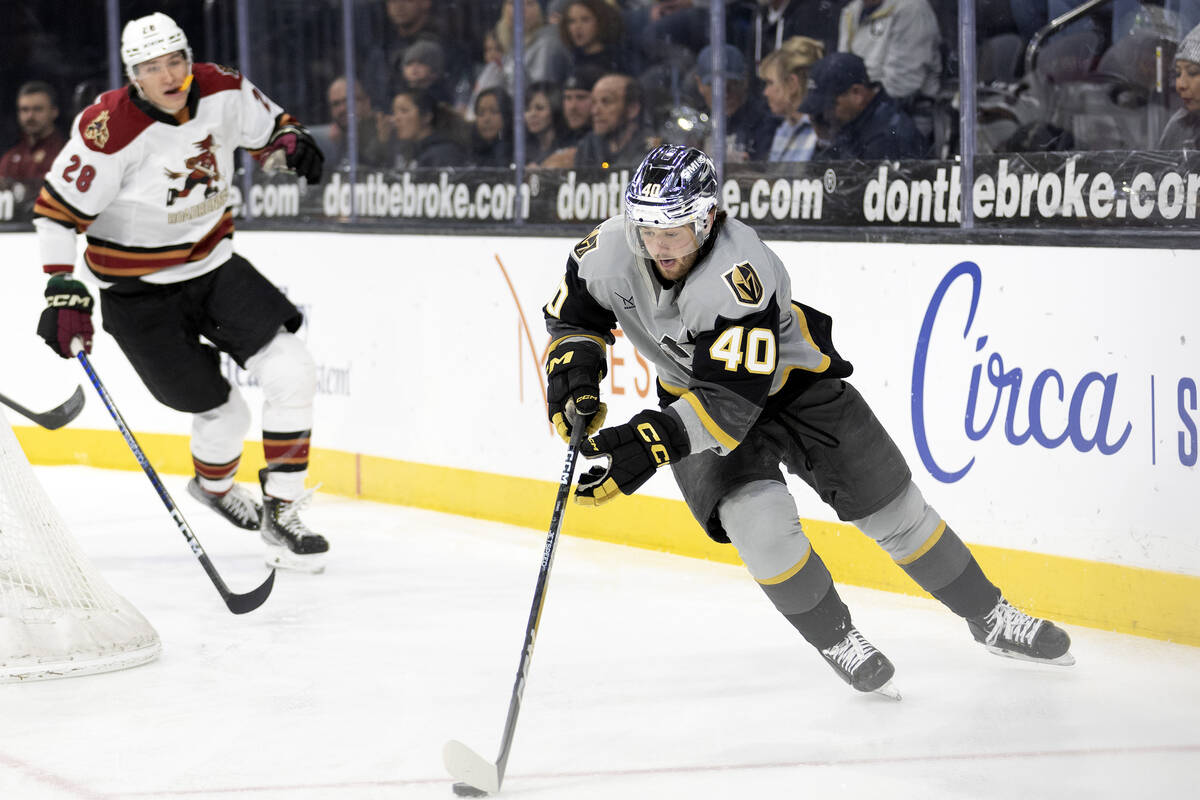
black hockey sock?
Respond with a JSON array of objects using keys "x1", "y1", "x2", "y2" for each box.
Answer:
[
  {"x1": 783, "y1": 585, "x2": 853, "y2": 651},
  {"x1": 929, "y1": 558, "x2": 1001, "y2": 619}
]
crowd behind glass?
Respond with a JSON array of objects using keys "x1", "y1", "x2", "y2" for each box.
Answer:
[{"x1": 3, "y1": 0, "x2": 1200, "y2": 201}]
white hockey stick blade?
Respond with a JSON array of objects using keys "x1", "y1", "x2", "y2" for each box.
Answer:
[
  {"x1": 874, "y1": 679, "x2": 902, "y2": 701},
  {"x1": 444, "y1": 739, "x2": 500, "y2": 794}
]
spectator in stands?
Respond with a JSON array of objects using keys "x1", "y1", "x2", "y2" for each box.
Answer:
[
  {"x1": 1160, "y1": 21, "x2": 1200, "y2": 148},
  {"x1": 470, "y1": 86, "x2": 514, "y2": 167},
  {"x1": 0, "y1": 81, "x2": 64, "y2": 205},
  {"x1": 389, "y1": 88, "x2": 469, "y2": 169},
  {"x1": 573, "y1": 73, "x2": 658, "y2": 168},
  {"x1": 466, "y1": 30, "x2": 507, "y2": 118},
  {"x1": 310, "y1": 76, "x2": 392, "y2": 171},
  {"x1": 802, "y1": 52, "x2": 926, "y2": 160},
  {"x1": 560, "y1": 66, "x2": 603, "y2": 147},
  {"x1": 358, "y1": 0, "x2": 455, "y2": 109},
  {"x1": 752, "y1": 0, "x2": 842, "y2": 63},
  {"x1": 560, "y1": 0, "x2": 627, "y2": 75},
  {"x1": 496, "y1": 0, "x2": 573, "y2": 87},
  {"x1": 758, "y1": 36, "x2": 825, "y2": 162},
  {"x1": 524, "y1": 81, "x2": 570, "y2": 167},
  {"x1": 694, "y1": 43, "x2": 778, "y2": 163},
  {"x1": 400, "y1": 40, "x2": 452, "y2": 104},
  {"x1": 838, "y1": 0, "x2": 941, "y2": 105}
]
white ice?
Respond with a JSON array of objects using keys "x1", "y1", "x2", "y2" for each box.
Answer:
[{"x1": 2, "y1": 465, "x2": 1197, "y2": 799}]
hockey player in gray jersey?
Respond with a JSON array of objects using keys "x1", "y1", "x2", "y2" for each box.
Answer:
[{"x1": 544, "y1": 145, "x2": 1073, "y2": 696}]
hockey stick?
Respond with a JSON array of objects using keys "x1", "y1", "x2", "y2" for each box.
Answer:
[
  {"x1": 74, "y1": 346, "x2": 275, "y2": 615},
  {"x1": 0, "y1": 385, "x2": 85, "y2": 430},
  {"x1": 443, "y1": 421, "x2": 588, "y2": 797}
]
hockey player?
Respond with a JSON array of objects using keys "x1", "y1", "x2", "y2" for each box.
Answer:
[
  {"x1": 32, "y1": 12, "x2": 328, "y2": 572},
  {"x1": 544, "y1": 144, "x2": 1073, "y2": 696}
]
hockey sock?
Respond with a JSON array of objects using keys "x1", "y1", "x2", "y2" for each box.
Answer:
[
  {"x1": 929, "y1": 558, "x2": 1002, "y2": 620},
  {"x1": 783, "y1": 584, "x2": 853, "y2": 651}
]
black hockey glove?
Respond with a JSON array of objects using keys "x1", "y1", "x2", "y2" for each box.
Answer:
[
  {"x1": 575, "y1": 409, "x2": 689, "y2": 507},
  {"x1": 260, "y1": 121, "x2": 324, "y2": 183},
  {"x1": 37, "y1": 273, "x2": 94, "y2": 358},
  {"x1": 546, "y1": 337, "x2": 607, "y2": 442}
]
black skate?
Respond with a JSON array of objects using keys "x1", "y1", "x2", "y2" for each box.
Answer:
[
  {"x1": 259, "y1": 470, "x2": 328, "y2": 573},
  {"x1": 820, "y1": 628, "x2": 901, "y2": 700},
  {"x1": 186, "y1": 479, "x2": 261, "y2": 530},
  {"x1": 968, "y1": 597, "x2": 1075, "y2": 666}
]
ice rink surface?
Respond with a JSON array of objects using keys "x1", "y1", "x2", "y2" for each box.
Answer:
[{"x1": 3, "y1": 466, "x2": 1198, "y2": 799}]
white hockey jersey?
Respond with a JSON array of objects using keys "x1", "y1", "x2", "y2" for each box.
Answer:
[{"x1": 34, "y1": 63, "x2": 286, "y2": 287}]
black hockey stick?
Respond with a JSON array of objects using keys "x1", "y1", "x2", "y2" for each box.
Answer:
[
  {"x1": 0, "y1": 385, "x2": 85, "y2": 430},
  {"x1": 74, "y1": 347, "x2": 275, "y2": 615},
  {"x1": 443, "y1": 421, "x2": 588, "y2": 796}
]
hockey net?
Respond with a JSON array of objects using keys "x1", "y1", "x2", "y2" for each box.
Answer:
[{"x1": 0, "y1": 406, "x2": 160, "y2": 682}]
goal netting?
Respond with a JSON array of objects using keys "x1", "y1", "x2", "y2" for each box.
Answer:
[{"x1": 0, "y1": 405, "x2": 160, "y2": 682}]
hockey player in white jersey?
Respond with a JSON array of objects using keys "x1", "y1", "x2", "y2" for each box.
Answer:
[
  {"x1": 544, "y1": 145, "x2": 1074, "y2": 696},
  {"x1": 33, "y1": 12, "x2": 328, "y2": 572}
]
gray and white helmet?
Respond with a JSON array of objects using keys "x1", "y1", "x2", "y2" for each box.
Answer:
[{"x1": 623, "y1": 145, "x2": 718, "y2": 259}]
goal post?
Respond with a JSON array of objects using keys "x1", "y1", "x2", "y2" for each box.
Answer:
[{"x1": 0, "y1": 405, "x2": 160, "y2": 682}]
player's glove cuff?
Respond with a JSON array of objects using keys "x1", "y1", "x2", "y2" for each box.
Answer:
[
  {"x1": 546, "y1": 337, "x2": 608, "y2": 442},
  {"x1": 575, "y1": 409, "x2": 688, "y2": 507},
  {"x1": 38, "y1": 274, "x2": 94, "y2": 358},
  {"x1": 258, "y1": 121, "x2": 324, "y2": 183}
]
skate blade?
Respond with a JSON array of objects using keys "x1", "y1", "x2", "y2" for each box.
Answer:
[
  {"x1": 985, "y1": 644, "x2": 1076, "y2": 667},
  {"x1": 873, "y1": 679, "x2": 902, "y2": 701},
  {"x1": 264, "y1": 544, "x2": 327, "y2": 574}
]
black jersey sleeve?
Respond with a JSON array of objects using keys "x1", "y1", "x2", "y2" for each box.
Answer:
[{"x1": 544, "y1": 255, "x2": 618, "y2": 345}]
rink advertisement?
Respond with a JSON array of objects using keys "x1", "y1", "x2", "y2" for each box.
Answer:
[
  {"x1": 4, "y1": 150, "x2": 1199, "y2": 230},
  {"x1": 1, "y1": 230, "x2": 1196, "y2": 643}
]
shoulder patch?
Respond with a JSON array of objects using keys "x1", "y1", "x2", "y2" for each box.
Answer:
[
  {"x1": 77, "y1": 89, "x2": 153, "y2": 153},
  {"x1": 722, "y1": 261, "x2": 764, "y2": 307},
  {"x1": 573, "y1": 225, "x2": 601, "y2": 260},
  {"x1": 192, "y1": 62, "x2": 244, "y2": 96}
]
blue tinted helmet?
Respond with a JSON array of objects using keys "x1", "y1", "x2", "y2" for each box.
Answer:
[{"x1": 623, "y1": 145, "x2": 719, "y2": 260}]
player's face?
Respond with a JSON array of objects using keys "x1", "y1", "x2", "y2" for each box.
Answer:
[
  {"x1": 16, "y1": 92, "x2": 57, "y2": 139},
  {"x1": 1175, "y1": 59, "x2": 1200, "y2": 112},
  {"x1": 641, "y1": 224, "x2": 701, "y2": 281},
  {"x1": 134, "y1": 51, "x2": 191, "y2": 112}
]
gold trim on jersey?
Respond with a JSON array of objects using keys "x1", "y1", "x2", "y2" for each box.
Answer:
[
  {"x1": 84, "y1": 210, "x2": 234, "y2": 277},
  {"x1": 34, "y1": 186, "x2": 96, "y2": 232},
  {"x1": 659, "y1": 379, "x2": 740, "y2": 451},
  {"x1": 771, "y1": 303, "x2": 833, "y2": 394}
]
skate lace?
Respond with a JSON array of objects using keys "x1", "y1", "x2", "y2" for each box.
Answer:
[
  {"x1": 821, "y1": 629, "x2": 877, "y2": 671},
  {"x1": 984, "y1": 599, "x2": 1043, "y2": 647},
  {"x1": 273, "y1": 486, "x2": 319, "y2": 538},
  {"x1": 215, "y1": 485, "x2": 259, "y2": 527}
]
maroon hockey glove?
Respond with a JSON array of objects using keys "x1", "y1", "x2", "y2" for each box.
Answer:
[
  {"x1": 546, "y1": 337, "x2": 608, "y2": 442},
  {"x1": 258, "y1": 122, "x2": 324, "y2": 183},
  {"x1": 575, "y1": 409, "x2": 688, "y2": 506},
  {"x1": 37, "y1": 274, "x2": 94, "y2": 358}
]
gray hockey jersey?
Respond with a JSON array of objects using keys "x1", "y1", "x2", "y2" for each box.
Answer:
[{"x1": 545, "y1": 214, "x2": 852, "y2": 455}]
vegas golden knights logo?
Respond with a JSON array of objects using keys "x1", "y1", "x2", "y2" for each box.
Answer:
[
  {"x1": 84, "y1": 110, "x2": 111, "y2": 149},
  {"x1": 723, "y1": 262, "x2": 764, "y2": 306},
  {"x1": 573, "y1": 225, "x2": 601, "y2": 259}
]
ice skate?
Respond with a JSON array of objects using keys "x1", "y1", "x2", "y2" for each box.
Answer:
[
  {"x1": 820, "y1": 628, "x2": 901, "y2": 700},
  {"x1": 968, "y1": 597, "x2": 1075, "y2": 666},
  {"x1": 186, "y1": 478, "x2": 261, "y2": 530},
  {"x1": 259, "y1": 469, "x2": 328, "y2": 573}
]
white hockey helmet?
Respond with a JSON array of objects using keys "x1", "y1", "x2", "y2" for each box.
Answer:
[
  {"x1": 623, "y1": 145, "x2": 719, "y2": 260},
  {"x1": 121, "y1": 12, "x2": 192, "y2": 79}
]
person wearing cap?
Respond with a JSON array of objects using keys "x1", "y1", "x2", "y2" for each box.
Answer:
[
  {"x1": 837, "y1": 0, "x2": 941, "y2": 105},
  {"x1": 561, "y1": 66, "x2": 603, "y2": 146},
  {"x1": 694, "y1": 43, "x2": 778, "y2": 163},
  {"x1": 401, "y1": 40, "x2": 451, "y2": 101},
  {"x1": 1159, "y1": 21, "x2": 1200, "y2": 148},
  {"x1": 802, "y1": 51, "x2": 925, "y2": 161}
]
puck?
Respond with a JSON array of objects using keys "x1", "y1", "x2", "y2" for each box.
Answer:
[{"x1": 452, "y1": 781, "x2": 489, "y2": 797}]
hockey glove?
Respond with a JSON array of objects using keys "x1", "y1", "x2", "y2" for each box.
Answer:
[
  {"x1": 37, "y1": 273, "x2": 94, "y2": 358},
  {"x1": 259, "y1": 121, "x2": 324, "y2": 183},
  {"x1": 575, "y1": 409, "x2": 688, "y2": 507},
  {"x1": 546, "y1": 337, "x2": 608, "y2": 442}
]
